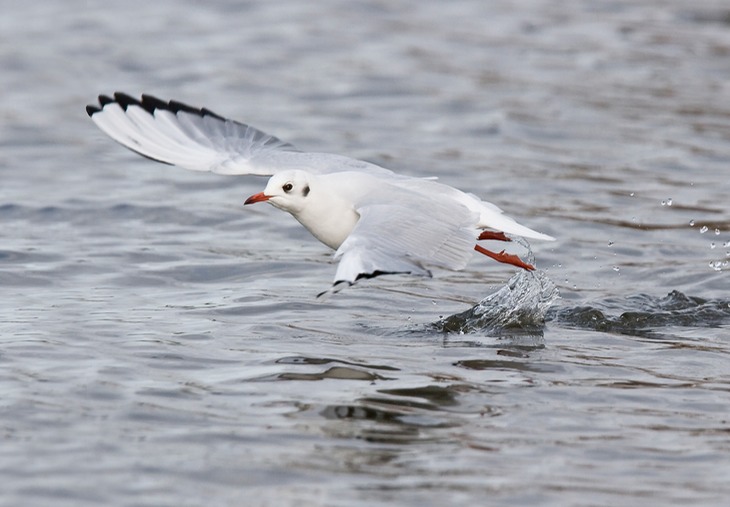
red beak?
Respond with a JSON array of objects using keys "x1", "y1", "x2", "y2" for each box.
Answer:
[{"x1": 244, "y1": 192, "x2": 271, "y2": 205}]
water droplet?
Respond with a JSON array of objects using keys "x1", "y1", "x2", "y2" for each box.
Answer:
[
  {"x1": 724, "y1": 241, "x2": 730, "y2": 248},
  {"x1": 629, "y1": 192, "x2": 635, "y2": 197},
  {"x1": 666, "y1": 198, "x2": 672, "y2": 206},
  {"x1": 715, "y1": 228, "x2": 721, "y2": 235},
  {"x1": 700, "y1": 226, "x2": 708, "y2": 234},
  {"x1": 661, "y1": 200, "x2": 666, "y2": 206},
  {"x1": 612, "y1": 266, "x2": 620, "y2": 272},
  {"x1": 689, "y1": 219, "x2": 695, "y2": 227},
  {"x1": 711, "y1": 242, "x2": 716, "y2": 249},
  {"x1": 608, "y1": 241, "x2": 614, "y2": 247}
]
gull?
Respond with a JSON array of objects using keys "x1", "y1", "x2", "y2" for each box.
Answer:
[{"x1": 86, "y1": 92, "x2": 555, "y2": 293}]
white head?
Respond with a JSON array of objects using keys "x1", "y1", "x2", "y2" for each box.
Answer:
[{"x1": 244, "y1": 170, "x2": 313, "y2": 214}]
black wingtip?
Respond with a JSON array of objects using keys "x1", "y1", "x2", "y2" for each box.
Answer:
[
  {"x1": 85, "y1": 104, "x2": 101, "y2": 117},
  {"x1": 113, "y1": 91, "x2": 141, "y2": 111},
  {"x1": 317, "y1": 281, "x2": 353, "y2": 299},
  {"x1": 98, "y1": 94, "x2": 114, "y2": 107},
  {"x1": 91, "y1": 91, "x2": 231, "y2": 121},
  {"x1": 141, "y1": 94, "x2": 223, "y2": 119},
  {"x1": 200, "y1": 107, "x2": 226, "y2": 121},
  {"x1": 87, "y1": 94, "x2": 114, "y2": 117},
  {"x1": 355, "y1": 270, "x2": 402, "y2": 281},
  {"x1": 140, "y1": 94, "x2": 168, "y2": 114},
  {"x1": 168, "y1": 99, "x2": 202, "y2": 116}
]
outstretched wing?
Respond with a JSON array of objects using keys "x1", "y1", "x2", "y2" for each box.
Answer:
[
  {"x1": 86, "y1": 92, "x2": 392, "y2": 177},
  {"x1": 86, "y1": 92, "x2": 297, "y2": 175},
  {"x1": 327, "y1": 190, "x2": 479, "y2": 293}
]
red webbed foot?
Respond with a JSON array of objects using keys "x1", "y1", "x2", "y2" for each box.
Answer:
[{"x1": 474, "y1": 244, "x2": 535, "y2": 271}]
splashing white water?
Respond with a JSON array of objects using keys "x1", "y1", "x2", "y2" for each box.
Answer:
[
  {"x1": 438, "y1": 269, "x2": 559, "y2": 334},
  {"x1": 437, "y1": 236, "x2": 560, "y2": 334},
  {"x1": 436, "y1": 241, "x2": 557, "y2": 336}
]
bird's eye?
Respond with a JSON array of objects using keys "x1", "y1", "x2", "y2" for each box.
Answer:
[{"x1": 282, "y1": 183, "x2": 293, "y2": 193}]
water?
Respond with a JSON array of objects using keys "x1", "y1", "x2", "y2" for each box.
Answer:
[{"x1": 2, "y1": 1, "x2": 730, "y2": 505}]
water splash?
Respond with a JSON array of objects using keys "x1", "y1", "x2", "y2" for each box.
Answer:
[
  {"x1": 436, "y1": 269, "x2": 560, "y2": 335},
  {"x1": 436, "y1": 237, "x2": 559, "y2": 335},
  {"x1": 709, "y1": 260, "x2": 728, "y2": 272}
]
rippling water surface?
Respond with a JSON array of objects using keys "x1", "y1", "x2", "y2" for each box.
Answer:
[{"x1": 2, "y1": 1, "x2": 729, "y2": 506}]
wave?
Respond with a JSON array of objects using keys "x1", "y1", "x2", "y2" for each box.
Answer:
[
  {"x1": 437, "y1": 279, "x2": 730, "y2": 337},
  {"x1": 550, "y1": 290, "x2": 730, "y2": 337}
]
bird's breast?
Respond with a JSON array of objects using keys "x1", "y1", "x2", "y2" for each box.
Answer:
[{"x1": 291, "y1": 199, "x2": 359, "y2": 250}]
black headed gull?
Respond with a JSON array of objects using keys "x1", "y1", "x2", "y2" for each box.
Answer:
[{"x1": 87, "y1": 93, "x2": 555, "y2": 293}]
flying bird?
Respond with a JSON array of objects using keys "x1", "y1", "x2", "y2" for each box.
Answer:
[{"x1": 86, "y1": 93, "x2": 554, "y2": 293}]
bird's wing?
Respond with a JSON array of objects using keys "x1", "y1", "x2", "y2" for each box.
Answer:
[
  {"x1": 327, "y1": 190, "x2": 479, "y2": 293},
  {"x1": 394, "y1": 179, "x2": 555, "y2": 241},
  {"x1": 87, "y1": 92, "x2": 392, "y2": 176}
]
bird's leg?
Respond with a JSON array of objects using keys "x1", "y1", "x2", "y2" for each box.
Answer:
[
  {"x1": 474, "y1": 244, "x2": 535, "y2": 271},
  {"x1": 477, "y1": 230, "x2": 511, "y2": 242}
]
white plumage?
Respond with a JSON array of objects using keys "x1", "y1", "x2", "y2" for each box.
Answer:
[{"x1": 87, "y1": 93, "x2": 554, "y2": 292}]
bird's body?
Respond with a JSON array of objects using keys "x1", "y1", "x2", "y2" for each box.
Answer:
[{"x1": 87, "y1": 92, "x2": 554, "y2": 293}]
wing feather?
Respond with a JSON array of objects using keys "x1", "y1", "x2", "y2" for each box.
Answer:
[
  {"x1": 87, "y1": 93, "x2": 399, "y2": 178},
  {"x1": 87, "y1": 93, "x2": 297, "y2": 174},
  {"x1": 331, "y1": 191, "x2": 479, "y2": 287}
]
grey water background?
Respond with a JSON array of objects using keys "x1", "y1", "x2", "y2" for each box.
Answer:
[{"x1": 2, "y1": 0, "x2": 730, "y2": 505}]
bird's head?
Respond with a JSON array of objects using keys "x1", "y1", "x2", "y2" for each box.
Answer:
[{"x1": 244, "y1": 170, "x2": 312, "y2": 214}]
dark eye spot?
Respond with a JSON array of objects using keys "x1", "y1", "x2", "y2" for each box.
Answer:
[
  {"x1": 282, "y1": 183, "x2": 293, "y2": 193},
  {"x1": 302, "y1": 185, "x2": 310, "y2": 197}
]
